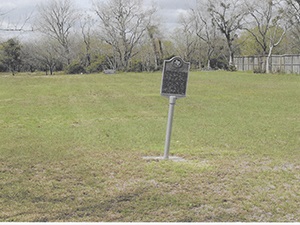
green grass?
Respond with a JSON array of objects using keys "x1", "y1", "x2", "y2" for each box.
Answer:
[{"x1": 0, "y1": 71, "x2": 299, "y2": 222}]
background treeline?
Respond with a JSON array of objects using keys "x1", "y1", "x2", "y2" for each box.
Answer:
[{"x1": 1, "y1": 0, "x2": 300, "y2": 75}]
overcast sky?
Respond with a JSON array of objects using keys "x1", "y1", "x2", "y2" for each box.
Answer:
[{"x1": 0, "y1": 0, "x2": 196, "y2": 41}]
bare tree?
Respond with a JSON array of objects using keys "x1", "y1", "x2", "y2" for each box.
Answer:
[
  {"x1": 192, "y1": 6, "x2": 219, "y2": 69},
  {"x1": 244, "y1": 0, "x2": 290, "y2": 73},
  {"x1": 37, "y1": 0, "x2": 78, "y2": 66},
  {"x1": 171, "y1": 12, "x2": 199, "y2": 67},
  {"x1": 205, "y1": 0, "x2": 247, "y2": 67},
  {"x1": 287, "y1": 0, "x2": 300, "y2": 23},
  {"x1": 94, "y1": 0, "x2": 156, "y2": 71},
  {"x1": 180, "y1": 13, "x2": 198, "y2": 62},
  {"x1": 32, "y1": 39, "x2": 62, "y2": 75},
  {"x1": 0, "y1": 7, "x2": 33, "y2": 35},
  {"x1": 80, "y1": 14, "x2": 96, "y2": 67},
  {"x1": 21, "y1": 42, "x2": 39, "y2": 72},
  {"x1": 286, "y1": 0, "x2": 300, "y2": 52}
]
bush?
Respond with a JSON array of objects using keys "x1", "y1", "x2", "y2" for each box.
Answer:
[
  {"x1": 65, "y1": 62, "x2": 86, "y2": 74},
  {"x1": 253, "y1": 67, "x2": 266, "y2": 74},
  {"x1": 0, "y1": 62, "x2": 8, "y2": 72},
  {"x1": 228, "y1": 65, "x2": 237, "y2": 72},
  {"x1": 210, "y1": 57, "x2": 228, "y2": 70},
  {"x1": 86, "y1": 61, "x2": 103, "y2": 74},
  {"x1": 130, "y1": 60, "x2": 143, "y2": 72}
]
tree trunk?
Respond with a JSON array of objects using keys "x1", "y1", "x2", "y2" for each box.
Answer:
[
  {"x1": 207, "y1": 47, "x2": 214, "y2": 70},
  {"x1": 228, "y1": 49, "x2": 234, "y2": 67},
  {"x1": 158, "y1": 40, "x2": 164, "y2": 61},
  {"x1": 226, "y1": 34, "x2": 234, "y2": 67},
  {"x1": 266, "y1": 46, "x2": 273, "y2": 74},
  {"x1": 207, "y1": 59, "x2": 211, "y2": 70},
  {"x1": 149, "y1": 32, "x2": 159, "y2": 70}
]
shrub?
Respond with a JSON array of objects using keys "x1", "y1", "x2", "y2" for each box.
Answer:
[
  {"x1": 228, "y1": 65, "x2": 237, "y2": 72},
  {"x1": 130, "y1": 60, "x2": 143, "y2": 72},
  {"x1": 86, "y1": 61, "x2": 103, "y2": 74},
  {"x1": 65, "y1": 62, "x2": 86, "y2": 74},
  {"x1": 253, "y1": 67, "x2": 266, "y2": 74}
]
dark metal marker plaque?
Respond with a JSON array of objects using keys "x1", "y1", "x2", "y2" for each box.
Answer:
[{"x1": 161, "y1": 56, "x2": 190, "y2": 98}]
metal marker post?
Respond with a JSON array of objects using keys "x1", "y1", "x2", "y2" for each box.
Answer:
[
  {"x1": 158, "y1": 56, "x2": 190, "y2": 161},
  {"x1": 163, "y1": 96, "x2": 177, "y2": 159}
]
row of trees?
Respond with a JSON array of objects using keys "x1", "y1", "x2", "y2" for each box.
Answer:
[{"x1": 1, "y1": 0, "x2": 300, "y2": 75}]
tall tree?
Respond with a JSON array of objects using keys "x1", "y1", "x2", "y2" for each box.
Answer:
[
  {"x1": 178, "y1": 13, "x2": 198, "y2": 63},
  {"x1": 192, "y1": 6, "x2": 219, "y2": 69},
  {"x1": 286, "y1": 0, "x2": 300, "y2": 52},
  {"x1": 32, "y1": 40, "x2": 62, "y2": 75},
  {"x1": 0, "y1": 8, "x2": 33, "y2": 32},
  {"x1": 244, "y1": 0, "x2": 290, "y2": 73},
  {"x1": 80, "y1": 14, "x2": 96, "y2": 67},
  {"x1": 37, "y1": 0, "x2": 78, "y2": 66},
  {"x1": 205, "y1": 0, "x2": 247, "y2": 67},
  {"x1": 94, "y1": 0, "x2": 156, "y2": 71}
]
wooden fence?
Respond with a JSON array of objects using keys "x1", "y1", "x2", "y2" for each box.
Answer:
[{"x1": 234, "y1": 55, "x2": 300, "y2": 74}]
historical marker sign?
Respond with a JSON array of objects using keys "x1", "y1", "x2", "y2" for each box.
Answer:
[
  {"x1": 161, "y1": 56, "x2": 190, "y2": 160},
  {"x1": 161, "y1": 56, "x2": 190, "y2": 98},
  {"x1": 142, "y1": 56, "x2": 190, "y2": 161}
]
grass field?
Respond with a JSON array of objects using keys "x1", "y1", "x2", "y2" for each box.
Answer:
[{"x1": 0, "y1": 71, "x2": 299, "y2": 222}]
